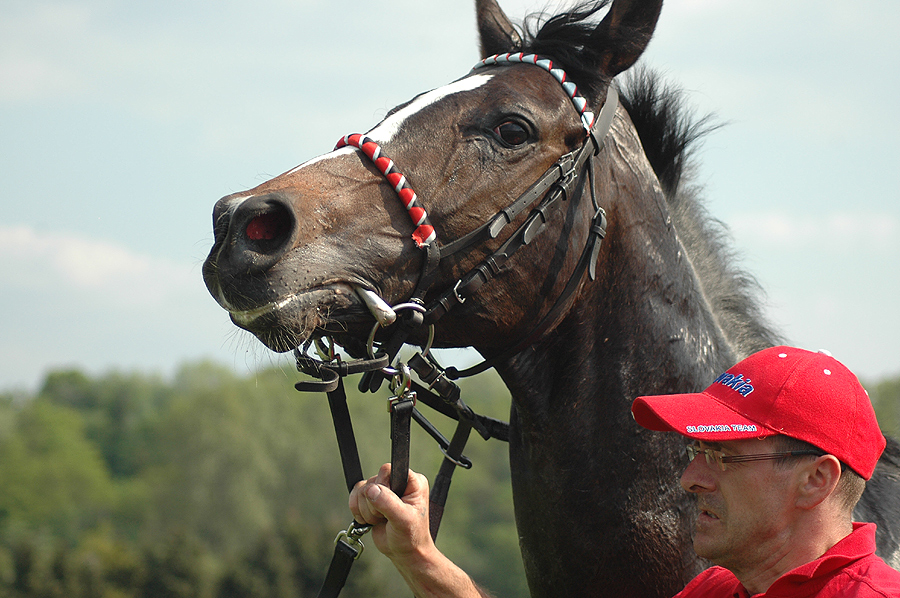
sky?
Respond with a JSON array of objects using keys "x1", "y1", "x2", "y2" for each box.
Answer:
[{"x1": 1, "y1": 0, "x2": 898, "y2": 393}]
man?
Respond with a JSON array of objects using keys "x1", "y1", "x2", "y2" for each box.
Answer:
[{"x1": 349, "y1": 346, "x2": 900, "y2": 597}]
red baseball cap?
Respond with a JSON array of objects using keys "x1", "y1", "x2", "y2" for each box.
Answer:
[{"x1": 631, "y1": 346, "x2": 885, "y2": 479}]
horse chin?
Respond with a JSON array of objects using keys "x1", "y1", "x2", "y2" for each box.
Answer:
[{"x1": 225, "y1": 284, "x2": 365, "y2": 353}]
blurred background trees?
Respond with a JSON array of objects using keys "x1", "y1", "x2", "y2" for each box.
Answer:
[
  {"x1": 0, "y1": 361, "x2": 897, "y2": 598},
  {"x1": 0, "y1": 361, "x2": 525, "y2": 597}
]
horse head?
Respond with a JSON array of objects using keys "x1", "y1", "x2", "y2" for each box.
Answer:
[{"x1": 202, "y1": 0, "x2": 663, "y2": 359}]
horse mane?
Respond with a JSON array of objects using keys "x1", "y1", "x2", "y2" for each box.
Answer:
[
  {"x1": 618, "y1": 67, "x2": 783, "y2": 357},
  {"x1": 510, "y1": 2, "x2": 781, "y2": 358},
  {"x1": 517, "y1": 0, "x2": 644, "y2": 100}
]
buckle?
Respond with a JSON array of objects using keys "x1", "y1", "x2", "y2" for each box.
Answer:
[
  {"x1": 556, "y1": 153, "x2": 576, "y2": 181},
  {"x1": 452, "y1": 279, "x2": 467, "y2": 304},
  {"x1": 388, "y1": 390, "x2": 417, "y2": 413}
]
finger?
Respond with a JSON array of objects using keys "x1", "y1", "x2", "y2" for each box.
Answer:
[
  {"x1": 362, "y1": 481, "x2": 407, "y2": 524},
  {"x1": 365, "y1": 471, "x2": 430, "y2": 520},
  {"x1": 350, "y1": 465, "x2": 430, "y2": 525},
  {"x1": 373, "y1": 464, "x2": 428, "y2": 501},
  {"x1": 374, "y1": 462, "x2": 392, "y2": 486},
  {"x1": 364, "y1": 471, "x2": 436, "y2": 559},
  {"x1": 350, "y1": 477, "x2": 386, "y2": 524},
  {"x1": 403, "y1": 469, "x2": 429, "y2": 499}
]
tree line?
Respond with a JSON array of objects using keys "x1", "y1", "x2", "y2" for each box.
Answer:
[
  {"x1": 0, "y1": 361, "x2": 526, "y2": 598},
  {"x1": 0, "y1": 361, "x2": 897, "y2": 598}
]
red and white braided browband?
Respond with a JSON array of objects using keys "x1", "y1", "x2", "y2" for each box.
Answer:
[
  {"x1": 472, "y1": 53, "x2": 596, "y2": 132},
  {"x1": 336, "y1": 53, "x2": 592, "y2": 248}
]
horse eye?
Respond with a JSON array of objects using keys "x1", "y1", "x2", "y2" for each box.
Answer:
[{"x1": 493, "y1": 121, "x2": 529, "y2": 146}]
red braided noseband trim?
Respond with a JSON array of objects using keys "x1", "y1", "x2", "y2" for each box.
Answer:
[
  {"x1": 335, "y1": 133, "x2": 437, "y2": 248},
  {"x1": 473, "y1": 53, "x2": 595, "y2": 132}
]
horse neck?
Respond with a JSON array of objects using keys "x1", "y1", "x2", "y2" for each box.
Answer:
[
  {"x1": 498, "y1": 112, "x2": 739, "y2": 417},
  {"x1": 490, "y1": 113, "x2": 739, "y2": 598}
]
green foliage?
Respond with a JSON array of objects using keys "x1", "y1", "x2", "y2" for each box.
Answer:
[
  {"x1": 0, "y1": 400, "x2": 116, "y2": 540},
  {"x1": 40, "y1": 369, "x2": 172, "y2": 478},
  {"x1": 868, "y1": 376, "x2": 900, "y2": 440},
  {"x1": 0, "y1": 361, "x2": 525, "y2": 597}
]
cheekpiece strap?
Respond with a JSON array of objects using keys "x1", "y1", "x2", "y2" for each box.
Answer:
[{"x1": 472, "y1": 53, "x2": 596, "y2": 133}]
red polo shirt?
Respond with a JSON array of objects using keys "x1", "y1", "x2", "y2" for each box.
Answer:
[{"x1": 674, "y1": 523, "x2": 900, "y2": 597}]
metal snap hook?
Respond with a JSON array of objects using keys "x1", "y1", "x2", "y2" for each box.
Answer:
[
  {"x1": 334, "y1": 520, "x2": 373, "y2": 559},
  {"x1": 389, "y1": 363, "x2": 412, "y2": 396}
]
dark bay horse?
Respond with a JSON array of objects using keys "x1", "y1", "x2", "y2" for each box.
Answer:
[{"x1": 203, "y1": 0, "x2": 900, "y2": 596}]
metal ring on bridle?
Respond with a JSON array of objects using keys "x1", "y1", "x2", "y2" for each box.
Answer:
[
  {"x1": 314, "y1": 336, "x2": 336, "y2": 362},
  {"x1": 366, "y1": 302, "x2": 434, "y2": 366},
  {"x1": 440, "y1": 446, "x2": 473, "y2": 469}
]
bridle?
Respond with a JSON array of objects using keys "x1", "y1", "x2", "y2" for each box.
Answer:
[
  {"x1": 298, "y1": 52, "x2": 618, "y2": 598},
  {"x1": 337, "y1": 52, "x2": 618, "y2": 376}
]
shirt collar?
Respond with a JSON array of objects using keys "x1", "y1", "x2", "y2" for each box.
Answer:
[{"x1": 759, "y1": 523, "x2": 876, "y2": 597}]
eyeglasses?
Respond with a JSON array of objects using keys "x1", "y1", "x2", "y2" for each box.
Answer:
[{"x1": 686, "y1": 443, "x2": 824, "y2": 471}]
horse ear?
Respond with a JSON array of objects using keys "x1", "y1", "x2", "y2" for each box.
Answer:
[
  {"x1": 476, "y1": 0, "x2": 522, "y2": 58},
  {"x1": 593, "y1": 0, "x2": 664, "y2": 76}
]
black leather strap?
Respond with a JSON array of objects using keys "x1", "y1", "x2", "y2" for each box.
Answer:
[
  {"x1": 389, "y1": 394, "x2": 415, "y2": 496},
  {"x1": 317, "y1": 537, "x2": 361, "y2": 598},
  {"x1": 313, "y1": 379, "x2": 369, "y2": 598},
  {"x1": 309, "y1": 372, "x2": 414, "y2": 598},
  {"x1": 429, "y1": 420, "x2": 473, "y2": 540},
  {"x1": 406, "y1": 352, "x2": 509, "y2": 441},
  {"x1": 295, "y1": 354, "x2": 390, "y2": 392},
  {"x1": 446, "y1": 202, "x2": 608, "y2": 379},
  {"x1": 325, "y1": 378, "x2": 365, "y2": 494}
]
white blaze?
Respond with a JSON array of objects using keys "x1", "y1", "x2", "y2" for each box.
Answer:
[
  {"x1": 368, "y1": 73, "x2": 494, "y2": 143},
  {"x1": 287, "y1": 73, "x2": 495, "y2": 174}
]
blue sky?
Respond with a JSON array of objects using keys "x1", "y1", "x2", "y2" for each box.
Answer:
[{"x1": 2, "y1": 0, "x2": 898, "y2": 392}]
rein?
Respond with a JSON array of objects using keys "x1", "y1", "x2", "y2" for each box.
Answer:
[{"x1": 300, "y1": 53, "x2": 617, "y2": 598}]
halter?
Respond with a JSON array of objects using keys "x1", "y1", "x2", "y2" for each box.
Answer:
[
  {"x1": 336, "y1": 52, "x2": 617, "y2": 376},
  {"x1": 307, "y1": 54, "x2": 618, "y2": 598}
]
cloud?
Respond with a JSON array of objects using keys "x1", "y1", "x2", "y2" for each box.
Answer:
[
  {"x1": 727, "y1": 211, "x2": 899, "y2": 252},
  {"x1": 0, "y1": 225, "x2": 199, "y2": 307},
  {"x1": 0, "y1": 225, "x2": 246, "y2": 392}
]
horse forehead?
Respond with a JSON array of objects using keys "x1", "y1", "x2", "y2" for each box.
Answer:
[
  {"x1": 282, "y1": 74, "x2": 498, "y2": 176},
  {"x1": 367, "y1": 73, "x2": 495, "y2": 143},
  {"x1": 285, "y1": 66, "x2": 567, "y2": 176}
]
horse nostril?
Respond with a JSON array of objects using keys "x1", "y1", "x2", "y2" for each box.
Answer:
[
  {"x1": 241, "y1": 201, "x2": 295, "y2": 262},
  {"x1": 247, "y1": 211, "x2": 289, "y2": 243},
  {"x1": 213, "y1": 193, "x2": 298, "y2": 276}
]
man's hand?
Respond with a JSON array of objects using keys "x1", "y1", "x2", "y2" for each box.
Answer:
[
  {"x1": 349, "y1": 463, "x2": 434, "y2": 564},
  {"x1": 348, "y1": 464, "x2": 493, "y2": 598}
]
